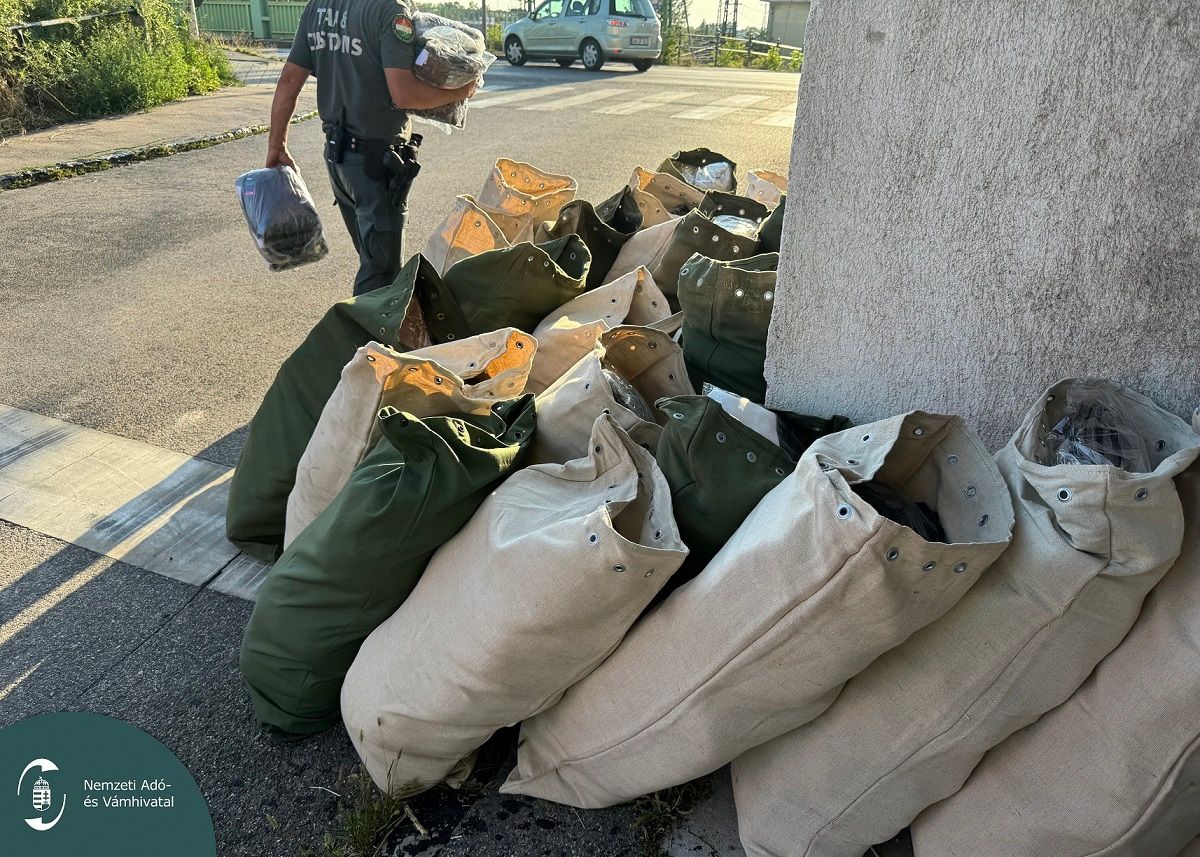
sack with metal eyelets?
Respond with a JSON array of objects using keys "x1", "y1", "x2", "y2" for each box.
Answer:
[
  {"x1": 240, "y1": 396, "x2": 537, "y2": 741},
  {"x1": 598, "y1": 319, "x2": 694, "y2": 422},
  {"x1": 502, "y1": 411, "x2": 1016, "y2": 809},
  {"x1": 659, "y1": 147, "x2": 738, "y2": 193},
  {"x1": 226, "y1": 253, "x2": 443, "y2": 562},
  {"x1": 603, "y1": 217, "x2": 678, "y2": 285},
  {"x1": 424, "y1": 195, "x2": 534, "y2": 275},
  {"x1": 757, "y1": 193, "x2": 786, "y2": 253},
  {"x1": 910, "y1": 405, "x2": 1200, "y2": 857},
  {"x1": 528, "y1": 351, "x2": 661, "y2": 465},
  {"x1": 528, "y1": 267, "x2": 669, "y2": 395},
  {"x1": 649, "y1": 209, "x2": 761, "y2": 310},
  {"x1": 628, "y1": 166, "x2": 705, "y2": 227},
  {"x1": 679, "y1": 252, "x2": 778, "y2": 404},
  {"x1": 341, "y1": 414, "x2": 688, "y2": 796},
  {"x1": 746, "y1": 169, "x2": 787, "y2": 208},
  {"x1": 478, "y1": 158, "x2": 578, "y2": 224},
  {"x1": 697, "y1": 190, "x2": 771, "y2": 235},
  {"x1": 535, "y1": 193, "x2": 643, "y2": 289},
  {"x1": 285, "y1": 329, "x2": 537, "y2": 546},
  {"x1": 731, "y1": 379, "x2": 1200, "y2": 857}
]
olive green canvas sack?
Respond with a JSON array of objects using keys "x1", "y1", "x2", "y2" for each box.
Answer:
[
  {"x1": 341, "y1": 415, "x2": 687, "y2": 795},
  {"x1": 240, "y1": 396, "x2": 536, "y2": 740},
  {"x1": 746, "y1": 169, "x2": 787, "y2": 208},
  {"x1": 604, "y1": 217, "x2": 678, "y2": 285},
  {"x1": 658, "y1": 148, "x2": 737, "y2": 192},
  {"x1": 910, "y1": 407, "x2": 1200, "y2": 857},
  {"x1": 528, "y1": 267, "x2": 669, "y2": 395},
  {"x1": 226, "y1": 254, "x2": 441, "y2": 561},
  {"x1": 535, "y1": 194, "x2": 643, "y2": 289},
  {"x1": 757, "y1": 193, "x2": 786, "y2": 254},
  {"x1": 284, "y1": 329, "x2": 537, "y2": 546},
  {"x1": 477, "y1": 158, "x2": 577, "y2": 225},
  {"x1": 504, "y1": 411, "x2": 1016, "y2": 808},
  {"x1": 731, "y1": 380, "x2": 1200, "y2": 857},
  {"x1": 628, "y1": 166, "x2": 704, "y2": 226},
  {"x1": 413, "y1": 235, "x2": 591, "y2": 343},
  {"x1": 679, "y1": 252, "x2": 778, "y2": 404},
  {"x1": 599, "y1": 323, "x2": 695, "y2": 425},
  {"x1": 650, "y1": 211, "x2": 761, "y2": 310},
  {"x1": 697, "y1": 190, "x2": 771, "y2": 231},
  {"x1": 423, "y1": 195, "x2": 530, "y2": 276}
]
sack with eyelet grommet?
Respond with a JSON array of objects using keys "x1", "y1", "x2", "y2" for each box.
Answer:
[
  {"x1": 650, "y1": 210, "x2": 762, "y2": 310},
  {"x1": 240, "y1": 396, "x2": 537, "y2": 741},
  {"x1": 528, "y1": 268, "x2": 669, "y2": 395},
  {"x1": 501, "y1": 410, "x2": 1016, "y2": 808},
  {"x1": 678, "y1": 252, "x2": 778, "y2": 404},
  {"x1": 697, "y1": 190, "x2": 772, "y2": 234},
  {"x1": 756, "y1": 194, "x2": 786, "y2": 254},
  {"x1": 746, "y1": 169, "x2": 787, "y2": 208},
  {"x1": 423, "y1": 195, "x2": 533, "y2": 276},
  {"x1": 731, "y1": 379, "x2": 1200, "y2": 857},
  {"x1": 284, "y1": 329, "x2": 537, "y2": 546},
  {"x1": 598, "y1": 321, "x2": 694, "y2": 425},
  {"x1": 603, "y1": 217, "x2": 679, "y2": 285},
  {"x1": 340, "y1": 414, "x2": 688, "y2": 796},
  {"x1": 226, "y1": 253, "x2": 442, "y2": 562},
  {"x1": 477, "y1": 158, "x2": 577, "y2": 224},
  {"x1": 628, "y1": 166, "x2": 704, "y2": 227},
  {"x1": 535, "y1": 195, "x2": 644, "y2": 289},
  {"x1": 658, "y1": 147, "x2": 738, "y2": 193},
  {"x1": 909, "y1": 407, "x2": 1200, "y2": 857}
]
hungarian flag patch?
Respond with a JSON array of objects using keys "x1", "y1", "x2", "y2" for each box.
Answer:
[{"x1": 393, "y1": 13, "x2": 414, "y2": 42}]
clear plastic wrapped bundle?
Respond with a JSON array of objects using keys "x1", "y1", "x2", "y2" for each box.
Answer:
[
  {"x1": 411, "y1": 100, "x2": 470, "y2": 134},
  {"x1": 415, "y1": 26, "x2": 496, "y2": 89},
  {"x1": 235, "y1": 166, "x2": 329, "y2": 271},
  {"x1": 603, "y1": 369, "x2": 657, "y2": 424},
  {"x1": 1040, "y1": 379, "x2": 1154, "y2": 472},
  {"x1": 711, "y1": 214, "x2": 760, "y2": 238},
  {"x1": 678, "y1": 161, "x2": 736, "y2": 192},
  {"x1": 414, "y1": 11, "x2": 486, "y2": 50}
]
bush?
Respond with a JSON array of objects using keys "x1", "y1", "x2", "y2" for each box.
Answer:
[
  {"x1": 484, "y1": 22, "x2": 502, "y2": 53},
  {"x1": 755, "y1": 43, "x2": 783, "y2": 72},
  {"x1": 789, "y1": 47, "x2": 802, "y2": 72}
]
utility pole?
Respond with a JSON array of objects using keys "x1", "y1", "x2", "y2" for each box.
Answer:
[
  {"x1": 186, "y1": 0, "x2": 200, "y2": 38},
  {"x1": 480, "y1": 0, "x2": 489, "y2": 35}
]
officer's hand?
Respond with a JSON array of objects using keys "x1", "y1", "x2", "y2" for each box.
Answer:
[{"x1": 266, "y1": 144, "x2": 297, "y2": 170}]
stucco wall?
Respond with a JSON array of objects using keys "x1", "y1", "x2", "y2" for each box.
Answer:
[{"x1": 764, "y1": 0, "x2": 1200, "y2": 449}]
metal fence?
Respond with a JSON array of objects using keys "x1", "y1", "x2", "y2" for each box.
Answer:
[{"x1": 676, "y1": 32, "x2": 802, "y2": 67}]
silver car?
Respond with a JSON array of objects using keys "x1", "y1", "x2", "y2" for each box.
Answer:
[{"x1": 502, "y1": 0, "x2": 662, "y2": 72}]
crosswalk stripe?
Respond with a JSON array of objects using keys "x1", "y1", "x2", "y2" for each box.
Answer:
[
  {"x1": 757, "y1": 103, "x2": 797, "y2": 126},
  {"x1": 471, "y1": 84, "x2": 576, "y2": 109},
  {"x1": 520, "y1": 88, "x2": 634, "y2": 111},
  {"x1": 592, "y1": 89, "x2": 694, "y2": 115},
  {"x1": 671, "y1": 94, "x2": 772, "y2": 120}
]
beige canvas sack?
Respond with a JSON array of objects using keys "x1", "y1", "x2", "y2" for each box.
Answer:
[
  {"x1": 341, "y1": 415, "x2": 688, "y2": 796},
  {"x1": 527, "y1": 267, "x2": 671, "y2": 395},
  {"x1": 909, "y1": 405, "x2": 1200, "y2": 857},
  {"x1": 746, "y1": 169, "x2": 787, "y2": 208},
  {"x1": 731, "y1": 380, "x2": 1200, "y2": 857},
  {"x1": 602, "y1": 217, "x2": 678, "y2": 285},
  {"x1": 284, "y1": 330, "x2": 536, "y2": 546},
  {"x1": 598, "y1": 322, "x2": 694, "y2": 425},
  {"x1": 501, "y1": 411, "x2": 1016, "y2": 808},
  {"x1": 526, "y1": 351, "x2": 659, "y2": 465},
  {"x1": 477, "y1": 158, "x2": 577, "y2": 225},
  {"x1": 628, "y1": 166, "x2": 704, "y2": 227},
  {"x1": 423, "y1": 195, "x2": 533, "y2": 275}
]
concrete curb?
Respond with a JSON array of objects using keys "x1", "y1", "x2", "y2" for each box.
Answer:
[{"x1": 0, "y1": 110, "x2": 319, "y2": 192}]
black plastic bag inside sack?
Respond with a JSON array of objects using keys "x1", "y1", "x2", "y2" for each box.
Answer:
[
  {"x1": 236, "y1": 166, "x2": 329, "y2": 271},
  {"x1": 1040, "y1": 381, "x2": 1154, "y2": 472},
  {"x1": 856, "y1": 481, "x2": 947, "y2": 543}
]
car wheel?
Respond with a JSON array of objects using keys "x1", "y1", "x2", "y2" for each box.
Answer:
[
  {"x1": 580, "y1": 38, "x2": 604, "y2": 71},
  {"x1": 505, "y1": 36, "x2": 526, "y2": 66},
  {"x1": 632, "y1": 59, "x2": 653, "y2": 72},
  {"x1": 556, "y1": 57, "x2": 574, "y2": 67}
]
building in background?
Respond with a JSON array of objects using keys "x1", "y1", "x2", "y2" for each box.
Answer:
[{"x1": 763, "y1": 0, "x2": 809, "y2": 46}]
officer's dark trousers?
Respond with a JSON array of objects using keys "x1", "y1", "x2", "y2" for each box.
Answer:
[{"x1": 325, "y1": 150, "x2": 406, "y2": 297}]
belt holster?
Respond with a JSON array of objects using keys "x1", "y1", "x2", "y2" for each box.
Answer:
[{"x1": 324, "y1": 122, "x2": 347, "y2": 165}]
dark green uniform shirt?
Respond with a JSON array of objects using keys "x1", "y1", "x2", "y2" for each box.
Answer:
[{"x1": 288, "y1": 0, "x2": 416, "y2": 142}]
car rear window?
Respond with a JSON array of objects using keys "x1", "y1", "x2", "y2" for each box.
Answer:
[{"x1": 609, "y1": 0, "x2": 655, "y2": 18}]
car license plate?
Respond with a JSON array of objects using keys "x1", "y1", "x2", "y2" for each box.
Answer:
[{"x1": 630, "y1": 36, "x2": 649, "y2": 46}]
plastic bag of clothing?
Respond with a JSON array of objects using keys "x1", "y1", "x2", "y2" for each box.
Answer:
[
  {"x1": 628, "y1": 166, "x2": 704, "y2": 226},
  {"x1": 411, "y1": 99, "x2": 470, "y2": 134},
  {"x1": 536, "y1": 194, "x2": 643, "y2": 289},
  {"x1": 413, "y1": 25, "x2": 494, "y2": 89},
  {"x1": 240, "y1": 396, "x2": 537, "y2": 740},
  {"x1": 659, "y1": 147, "x2": 738, "y2": 192},
  {"x1": 528, "y1": 268, "x2": 669, "y2": 394},
  {"x1": 478, "y1": 158, "x2": 578, "y2": 225},
  {"x1": 527, "y1": 351, "x2": 660, "y2": 465},
  {"x1": 423, "y1": 195, "x2": 527, "y2": 276},
  {"x1": 731, "y1": 380, "x2": 1200, "y2": 857},
  {"x1": 679, "y1": 252, "x2": 778, "y2": 404},
  {"x1": 503, "y1": 412, "x2": 1015, "y2": 808},
  {"x1": 285, "y1": 329, "x2": 537, "y2": 545},
  {"x1": 910, "y1": 406, "x2": 1200, "y2": 857},
  {"x1": 745, "y1": 169, "x2": 787, "y2": 208},
  {"x1": 650, "y1": 210, "x2": 761, "y2": 309},
  {"x1": 341, "y1": 415, "x2": 687, "y2": 795},
  {"x1": 757, "y1": 193, "x2": 785, "y2": 253},
  {"x1": 226, "y1": 254, "x2": 442, "y2": 561},
  {"x1": 413, "y1": 10, "x2": 486, "y2": 49},
  {"x1": 598, "y1": 321, "x2": 694, "y2": 424},
  {"x1": 236, "y1": 166, "x2": 329, "y2": 271},
  {"x1": 704, "y1": 385, "x2": 781, "y2": 444}
]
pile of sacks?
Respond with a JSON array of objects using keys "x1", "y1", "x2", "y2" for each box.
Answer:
[{"x1": 226, "y1": 149, "x2": 1200, "y2": 857}]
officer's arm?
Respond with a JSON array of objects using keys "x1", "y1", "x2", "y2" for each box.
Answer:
[
  {"x1": 384, "y1": 68, "x2": 478, "y2": 110},
  {"x1": 266, "y1": 62, "x2": 311, "y2": 169}
]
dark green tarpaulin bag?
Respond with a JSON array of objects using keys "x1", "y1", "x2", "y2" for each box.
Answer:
[
  {"x1": 757, "y1": 192, "x2": 786, "y2": 253},
  {"x1": 240, "y1": 396, "x2": 537, "y2": 740},
  {"x1": 697, "y1": 190, "x2": 771, "y2": 228},
  {"x1": 658, "y1": 148, "x2": 738, "y2": 193},
  {"x1": 536, "y1": 193, "x2": 642, "y2": 289},
  {"x1": 415, "y1": 235, "x2": 592, "y2": 342},
  {"x1": 226, "y1": 254, "x2": 441, "y2": 561},
  {"x1": 678, "y1": 251, "x2": 778, "y2": 403},
  {"x1": 650, "y1": 211, "x2": 761, "y2": 311}
]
